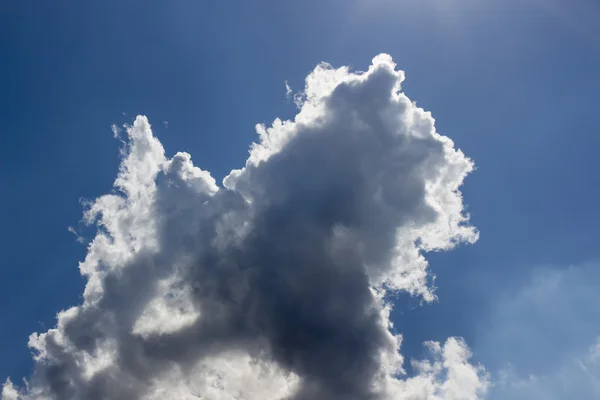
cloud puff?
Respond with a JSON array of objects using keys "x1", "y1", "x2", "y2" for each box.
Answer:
[{"x1": 3, "y1": 55, "x2": 487, "y2": 399}]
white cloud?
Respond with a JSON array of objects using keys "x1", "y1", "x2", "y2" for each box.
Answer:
[
  {"x1": 1, "y1": 380, "x2": 20, "y2": 400},
  {"x1": 401, "y1": 338, "x2": 490, "y2": 400},
  {"x1": 66, "y1": 226, "x2": 84, "y2": 244},
  {"x1": 285, "y1": 80, "x2": 293, "y2": 100},
  {"x1": 2, "y1": 55, "x2": 485, "y2": 400}
]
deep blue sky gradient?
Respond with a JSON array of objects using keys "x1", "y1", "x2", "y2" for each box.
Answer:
[{"x1": 2, "y1": 0, "x2": 599, "y2": 392}]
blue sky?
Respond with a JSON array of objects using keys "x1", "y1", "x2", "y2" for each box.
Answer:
[{"x1": 1, "y1": 1, "x2": 599, "y2": 398}]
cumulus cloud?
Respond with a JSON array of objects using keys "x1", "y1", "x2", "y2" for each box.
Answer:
[
  {"x1": 1, "y1": 381, "x2": 19, "y2": 400},
  {"x1": 3, "y1": 55, "x2": 487, "y2": 400}
]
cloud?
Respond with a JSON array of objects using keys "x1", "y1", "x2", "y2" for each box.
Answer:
[
  {"x1": 1, "y1": 381, "x2": 19, "y2": 400},
  {"x1": 66, "y1": 227, "x2": 84, "y2": 244},
  {"x1": 403, "y1": 338, "x2": 490, "y2": 399},
  {"x1": 3, "y1": 55, "x2": 486, "y2": 400},
  {"x1": 490, "y1": 339, "x2": 600, "y2": 399},
  {"x1": 476, "y1": 263, "x2": 600, "y2": 399}
]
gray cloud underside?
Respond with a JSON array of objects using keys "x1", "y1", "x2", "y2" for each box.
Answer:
[{"x1": 3, "y1": 55, "x2": 488, "y2": 400}]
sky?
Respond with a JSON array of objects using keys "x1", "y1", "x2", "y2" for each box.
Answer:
[{"x1": 1, "y1": 1, "x2": 599, "y2": 399}]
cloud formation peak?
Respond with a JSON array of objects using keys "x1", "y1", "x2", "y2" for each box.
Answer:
[{"x1": 3, "y1": 55, "x2": 488, "y2": 400}]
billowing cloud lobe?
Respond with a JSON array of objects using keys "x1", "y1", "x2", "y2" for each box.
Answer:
[{"x1": 3, "y1": 55, "x2": 488, "y2": 400}]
